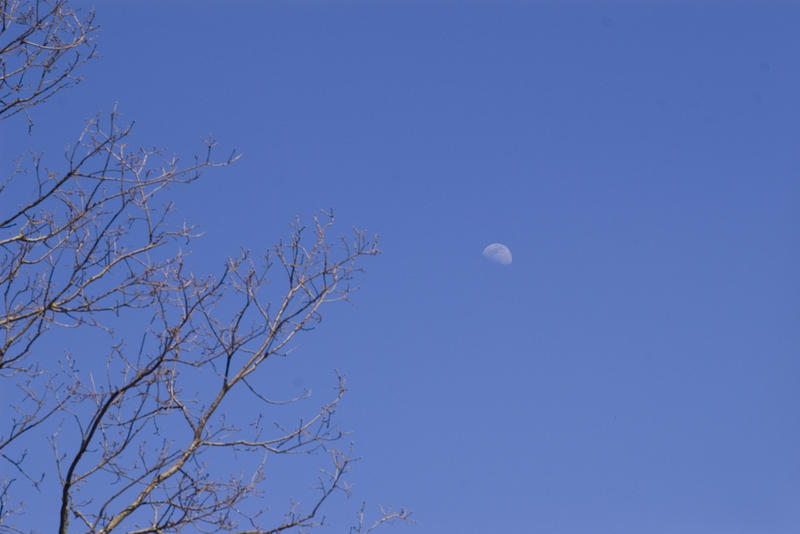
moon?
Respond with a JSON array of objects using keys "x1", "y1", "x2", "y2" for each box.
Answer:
[{"x1": 482, "y1": 243, "x2": 512, "y2": 265}]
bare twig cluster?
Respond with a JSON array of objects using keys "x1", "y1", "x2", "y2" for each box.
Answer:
[
  {"x1": 0, "y1": 1, "x2": 410, "y2": 532},
  {"x1": 0, "y1": 0, "x2": 96, "y2": 126}
]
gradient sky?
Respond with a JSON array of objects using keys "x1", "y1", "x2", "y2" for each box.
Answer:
[{"x1": 3, "y1": 2, "x2": 799, "y2": 533}]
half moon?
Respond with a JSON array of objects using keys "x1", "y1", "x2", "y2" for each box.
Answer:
[{"x1": 482, "y1": 243, "x2": 512, "y2": 265}]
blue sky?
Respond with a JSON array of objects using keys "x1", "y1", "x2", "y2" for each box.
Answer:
[{"x1": 3, "y1": 2, "x2": 799, "y2": 533}]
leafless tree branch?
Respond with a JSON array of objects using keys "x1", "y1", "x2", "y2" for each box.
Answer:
[
  {"x1": 1, "y1": 2, "x2": 409, "y2": 532},
  {"x1": 0, "y1": 0, "x2": 97, "y2": 127}
]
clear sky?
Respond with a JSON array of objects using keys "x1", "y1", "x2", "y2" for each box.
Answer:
[{"x1": 3, "y1": 2, "x2": 799, "y2": 533}]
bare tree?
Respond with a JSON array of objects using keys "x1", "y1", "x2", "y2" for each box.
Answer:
[{"x1": 1, "y1": 2, "x2": 409, "y2": 532}]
